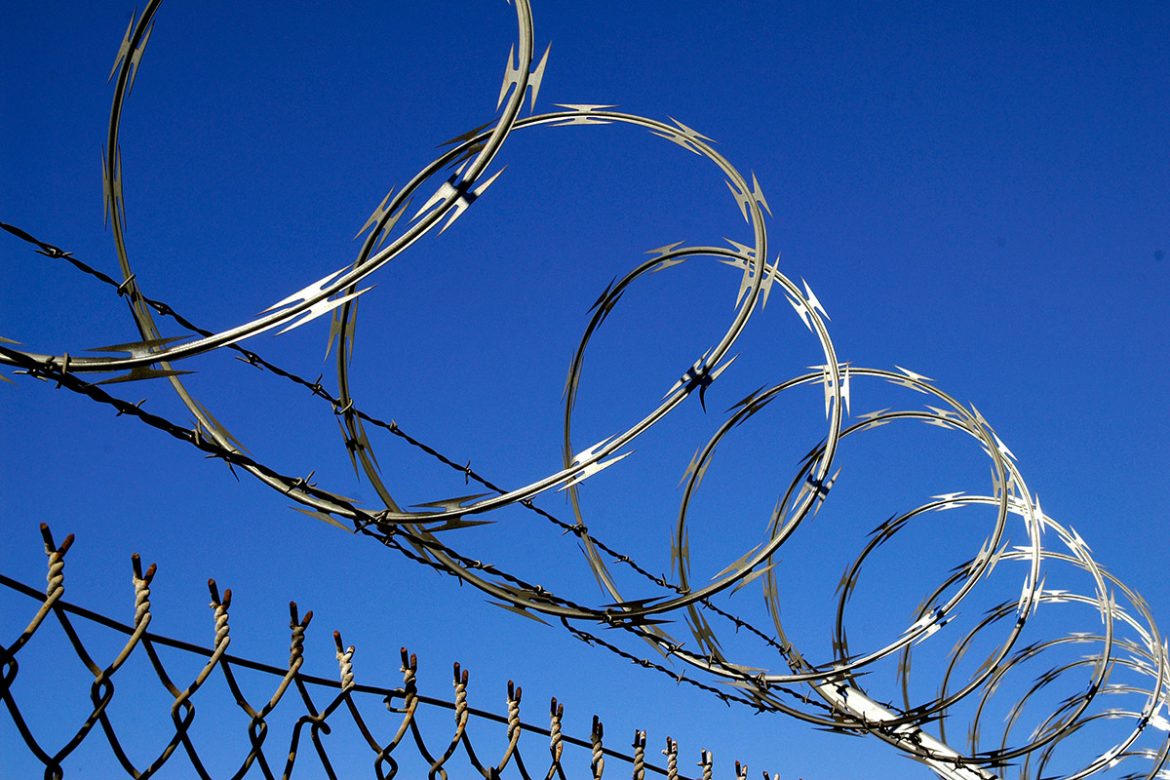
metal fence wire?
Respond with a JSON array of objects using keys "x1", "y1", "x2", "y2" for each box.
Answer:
[{"x1": 1, "y1": 525, "x2": 785, "y2": 780}]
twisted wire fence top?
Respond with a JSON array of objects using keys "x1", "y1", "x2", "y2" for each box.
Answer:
[
  {"x1": 2, "y1": 525, "x2": 786, "y2": 780},
  {"x1": 1, "y1": 2, "x2": 1168, "y2": 779}
]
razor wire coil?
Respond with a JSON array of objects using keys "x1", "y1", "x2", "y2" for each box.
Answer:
[{"x1": 2, "y1": 1, "x2": 1168, "y2": 778}]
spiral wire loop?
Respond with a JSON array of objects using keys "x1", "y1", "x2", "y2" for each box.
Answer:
[{"x1": 2, "y1": 1, "x2": 1168, "y2": 778}]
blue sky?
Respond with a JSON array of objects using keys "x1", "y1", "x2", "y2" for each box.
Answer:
[{"x1": 3, "y1": 2, "x2": 1168, "y2": 778}]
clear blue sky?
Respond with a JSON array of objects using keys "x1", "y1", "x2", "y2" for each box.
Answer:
[{"x1": 2, "y1": 2, "x2": 1168, "y2": 778}]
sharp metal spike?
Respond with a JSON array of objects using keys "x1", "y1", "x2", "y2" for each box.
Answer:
[{"x1": 276, "y1": 286, "x2": 374, "y2": 336}]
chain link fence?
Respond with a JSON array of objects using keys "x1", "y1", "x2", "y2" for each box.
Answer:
[{"x1": 2, "y1": 525, "x2": 788, "y2": 779}]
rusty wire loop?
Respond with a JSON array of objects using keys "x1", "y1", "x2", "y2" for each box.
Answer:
[
  {"x1": 2, "y1": 1, "x2": 1170, "y2": 778},
  {"x1": 0, "y1": 527, "x2": 771, "y2": 779}
]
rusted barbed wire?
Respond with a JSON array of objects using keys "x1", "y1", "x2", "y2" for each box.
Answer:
[{"x1": 0, "y1": 526, "x2": 784, "y2": 779}]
